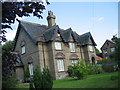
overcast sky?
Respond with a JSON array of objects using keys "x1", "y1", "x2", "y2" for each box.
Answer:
[{"x1": 5, "y1": 1, "x2": 118, "y2": 51}]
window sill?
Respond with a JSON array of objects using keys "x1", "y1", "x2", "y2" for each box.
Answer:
[
  {"x1": 70, "y1": 51, "x2": 76, "y2": 53},
  {"x1": 21, "y1": 53, "x2": 25, "y2": 55},
  {"x1": 58, "y1": 71, "x2": 65, "y2": 73}
]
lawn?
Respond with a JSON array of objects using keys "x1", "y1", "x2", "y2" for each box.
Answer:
[
  {"x1": 17, "y1": 72, "x2": 119, "y2": 88},
  {"x1": 53, "y1": 72, "x2": 119, "y2": 88}
]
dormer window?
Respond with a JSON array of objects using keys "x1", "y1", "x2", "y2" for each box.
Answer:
[
  {"x1": 89, "y1": 46, "x2": 94, "y2": 52},
  {"x1": 69, "y1": 43, "x2": 75, "y2": 52},
  {"x1": 21, "y1": 41, "x2": 26, "y2": 54},
  {"x1": 55, "y1": 42, "x2": 62, "y2": 50}
]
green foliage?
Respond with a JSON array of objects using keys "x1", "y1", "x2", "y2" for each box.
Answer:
[
  {"x1": 32, "y1": 65, "x2": 53, "y2": 89},
  {"x1": 95, "y1": 47, "x2": 100, "y2": 55},
  {"x1": 68, "y1": 60, "x2": 88, "y2": 80},
  {"x1": 2, "y1": 73, "x2": 18, "y2": 89},
  {"x1": 24, "y1": 66, "x2": 30, "y2": 82},
  {"x1": 33, "y1": 65, "x2": 43, "y2": 89},
  {"x1": 102, "y1": 62, "x2": 119, "y2": 72},
  {"x1": 67, "y1": 65, "x2": 74, "y2": 77},
  {"x1": 2, "y1": 41, "x2": 13, "y2": 56},
  {"x1": 87, "y1": 64, "x2": 104, "y2": 75},
  {"x1": 42, "y1": 66, "x2": 53, "y2": 89}
]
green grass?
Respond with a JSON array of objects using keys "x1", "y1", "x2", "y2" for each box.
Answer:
[
  {"x1": 17, "y1": 72, "x2": 119, "y2": 88},
  {"x1": 53, "y1": 72, "x2": 119, "y2": 88}
]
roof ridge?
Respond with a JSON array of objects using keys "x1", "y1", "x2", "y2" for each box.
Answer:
[{"x1": 18, "y1": 20, "x2": 48, "y2": 27}]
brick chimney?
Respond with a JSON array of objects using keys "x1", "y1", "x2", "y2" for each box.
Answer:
[{"x1": 47, "y1": 11, "x2": 56, "y2": 28}]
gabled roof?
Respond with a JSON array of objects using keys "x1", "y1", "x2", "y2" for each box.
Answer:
[
  {"x1": 13, "y1": 20, "x2": 97, "y2": 50},
  {"x1": 77, "y1": 32, "x2": 97, "y2": 46},
  {"x1": 100, "y1": 39, "x2": 115, "y2": 50}
]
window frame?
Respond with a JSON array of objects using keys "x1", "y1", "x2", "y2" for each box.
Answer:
[
  {"x1": 55, "y1": 42, "x2": 62, "y2": 50},
  {"x1": 69, "y1": 43, "x2": 75, "y2": 52},
  {"x1": 89, "y1": 45, "x2": 94, "y2": 52},
  {"x1": 57, "y1": 59, "x2": 65, "y2": 72},
  {"x1": 21, "y1": 45, "x2": 25, "y2": 54},
  {"x1": 71, "y1": 60, "x2": 78, "y2": 65},
  {"x1": 28, "y1": 63, "x2": 34, "y2": 76}
]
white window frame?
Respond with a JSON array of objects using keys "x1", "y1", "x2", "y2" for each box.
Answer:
[
  {"x1": 57, "y1": 59, "x2": 64, "y2": 72},
  {"x1": 71, "y1": 60, "x2": 78, "y2": 65},
  {"x1": 89, "y1": 46, "x2": 94, "y2": 52},
  {"x1": 29, "y1": 63, "x2": 33, "y2": 76},
  {"x1": 21, "y1": 45, "x2": 25, "y2": 54},
  {"x1": 69, "y1": 43, "x2": 75, "y2": 52},
  {"x1": 55, "y1": 42, "x2": 62, "y2": 50}
]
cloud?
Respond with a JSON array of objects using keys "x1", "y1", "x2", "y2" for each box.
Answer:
[{"x1": 97, "y1": 17, "x2": 104, "y2": 21}]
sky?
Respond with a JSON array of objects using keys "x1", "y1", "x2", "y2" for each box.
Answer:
[{"x1": 5, "y1": 1, "x2": 118, "y2": 51}]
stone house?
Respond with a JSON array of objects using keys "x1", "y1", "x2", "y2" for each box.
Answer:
[
  {"x1": 101, "y1": 39, "x2": 115, "y2": 60},
  {"x1": 13, "y1": 11, "x2": 97, "y2": 82}
]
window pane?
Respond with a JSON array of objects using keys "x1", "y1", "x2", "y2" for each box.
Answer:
[
  {"x1": 29, "y1": 64, "x2": 33, "y2": 76},
  {"x1": 57, "y1": 60, "x2": 64, "y2": 71},
  {"x1": 22, "y1": 46, "x2": 25, "y2": 54},
  {"x1": 69, "y1": 43, "x2": 75, "y2": 52},
  {"x1": 89, "y1": 46, "x2": 93, "y2": 51},
  {"x1": 55, "y1": 42, "x2": 61, "y2": 50}
]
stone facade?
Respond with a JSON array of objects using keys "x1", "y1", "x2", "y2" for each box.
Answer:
[
  {"x1": 14, "y1": 11, "x2": 97, "y2": 82},
  {"x1": 101, "y1": 39, "x2": 115, "y2": 60}
]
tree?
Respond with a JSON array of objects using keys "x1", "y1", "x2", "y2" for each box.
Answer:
[
  {"x1": 2, "y1": 41, "x2": 14, "y2": 76},
  {"x1": 1, "y1": 1, "x2": 50, "y2": 44},
  {"x1": 95, "y1": 47, "x2": 103, "y2": 58},
  {"x1": 110, "y1": 36, "x2": 120, "y2": 67},
  {"x1": 95, "y1": 47, "x2": 100, "y2": 55},
  {"x1": 32, "y1": 66, "x2": 53, "y2": 89},
  {"x1": 2, "y1": 41, "x2": 18, "y2": 88}
]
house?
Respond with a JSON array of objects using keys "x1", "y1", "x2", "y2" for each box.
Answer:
[
  {"x1": 101, "y1": 39, "x2": 115, "y2": 60},
  {"x1": 13, "y1": 11, "x2": 97, "y2": 82}
]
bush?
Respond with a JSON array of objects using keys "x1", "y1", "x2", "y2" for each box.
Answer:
[
  {"x1": 67, "y1": 65, "x2": 73, "y2": 77},
  {"x1": 42, "y1": 66, "x2": 53, "y2": 89},
  {"x1": 33, "y1": 66, "x2": 43, "y2": 89},
  {"x1": 68, "y1": 61, "x2": 88, "y2": 80},
  {"x1": 102, "y1": 62, "x2": 119, "y2": 72},
  {"x1": 87, "y1": 64, "x2": 104, "y2": 75},
  {"x1": 32, "y1": 66, "x2": 53, "y2": 89},
  {"x1": 2, "y1": 73, "x2": 18, "y2": 89}
]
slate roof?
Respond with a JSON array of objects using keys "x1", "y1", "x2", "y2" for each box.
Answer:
[
  {"x1": 100, "y1": 39, "x2": 115, "y2": 50},
  {"x1": 77, "y1": 32, "x2": 97, "y2": 46},
  {"x1": 13, "y1": 20, "x2": 97, "y2": 50}
]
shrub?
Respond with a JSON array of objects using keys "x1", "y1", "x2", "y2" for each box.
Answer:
[
  {"x1": 67, "y1": 65, "x2": 74, "y2": 77},
  {"x1": 33, "y1": 66, "x2": 43, "y2": 89},
  {"x1": 32, "y1": 66, "x2": 53, "y2": 89},
  {"x1": 68, "y1": 60, "x2": 88, "y2": 80},
  {"x1": 87, "y1": 64, "x2": 104, "y2": 75},
  {"x1": 102, "y1": 62, "x2": 119, "y2": 72},
  {"x1": 2, "y1": 73, "x2": 18, "y2": 89},
  {"x1": 42, "y1": 66, "x2": 53, "y2": 89}
]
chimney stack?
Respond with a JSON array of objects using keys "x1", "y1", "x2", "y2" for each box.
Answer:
[{"x1": 47, "y1": 11, "x2": 56, "y2": 28}]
